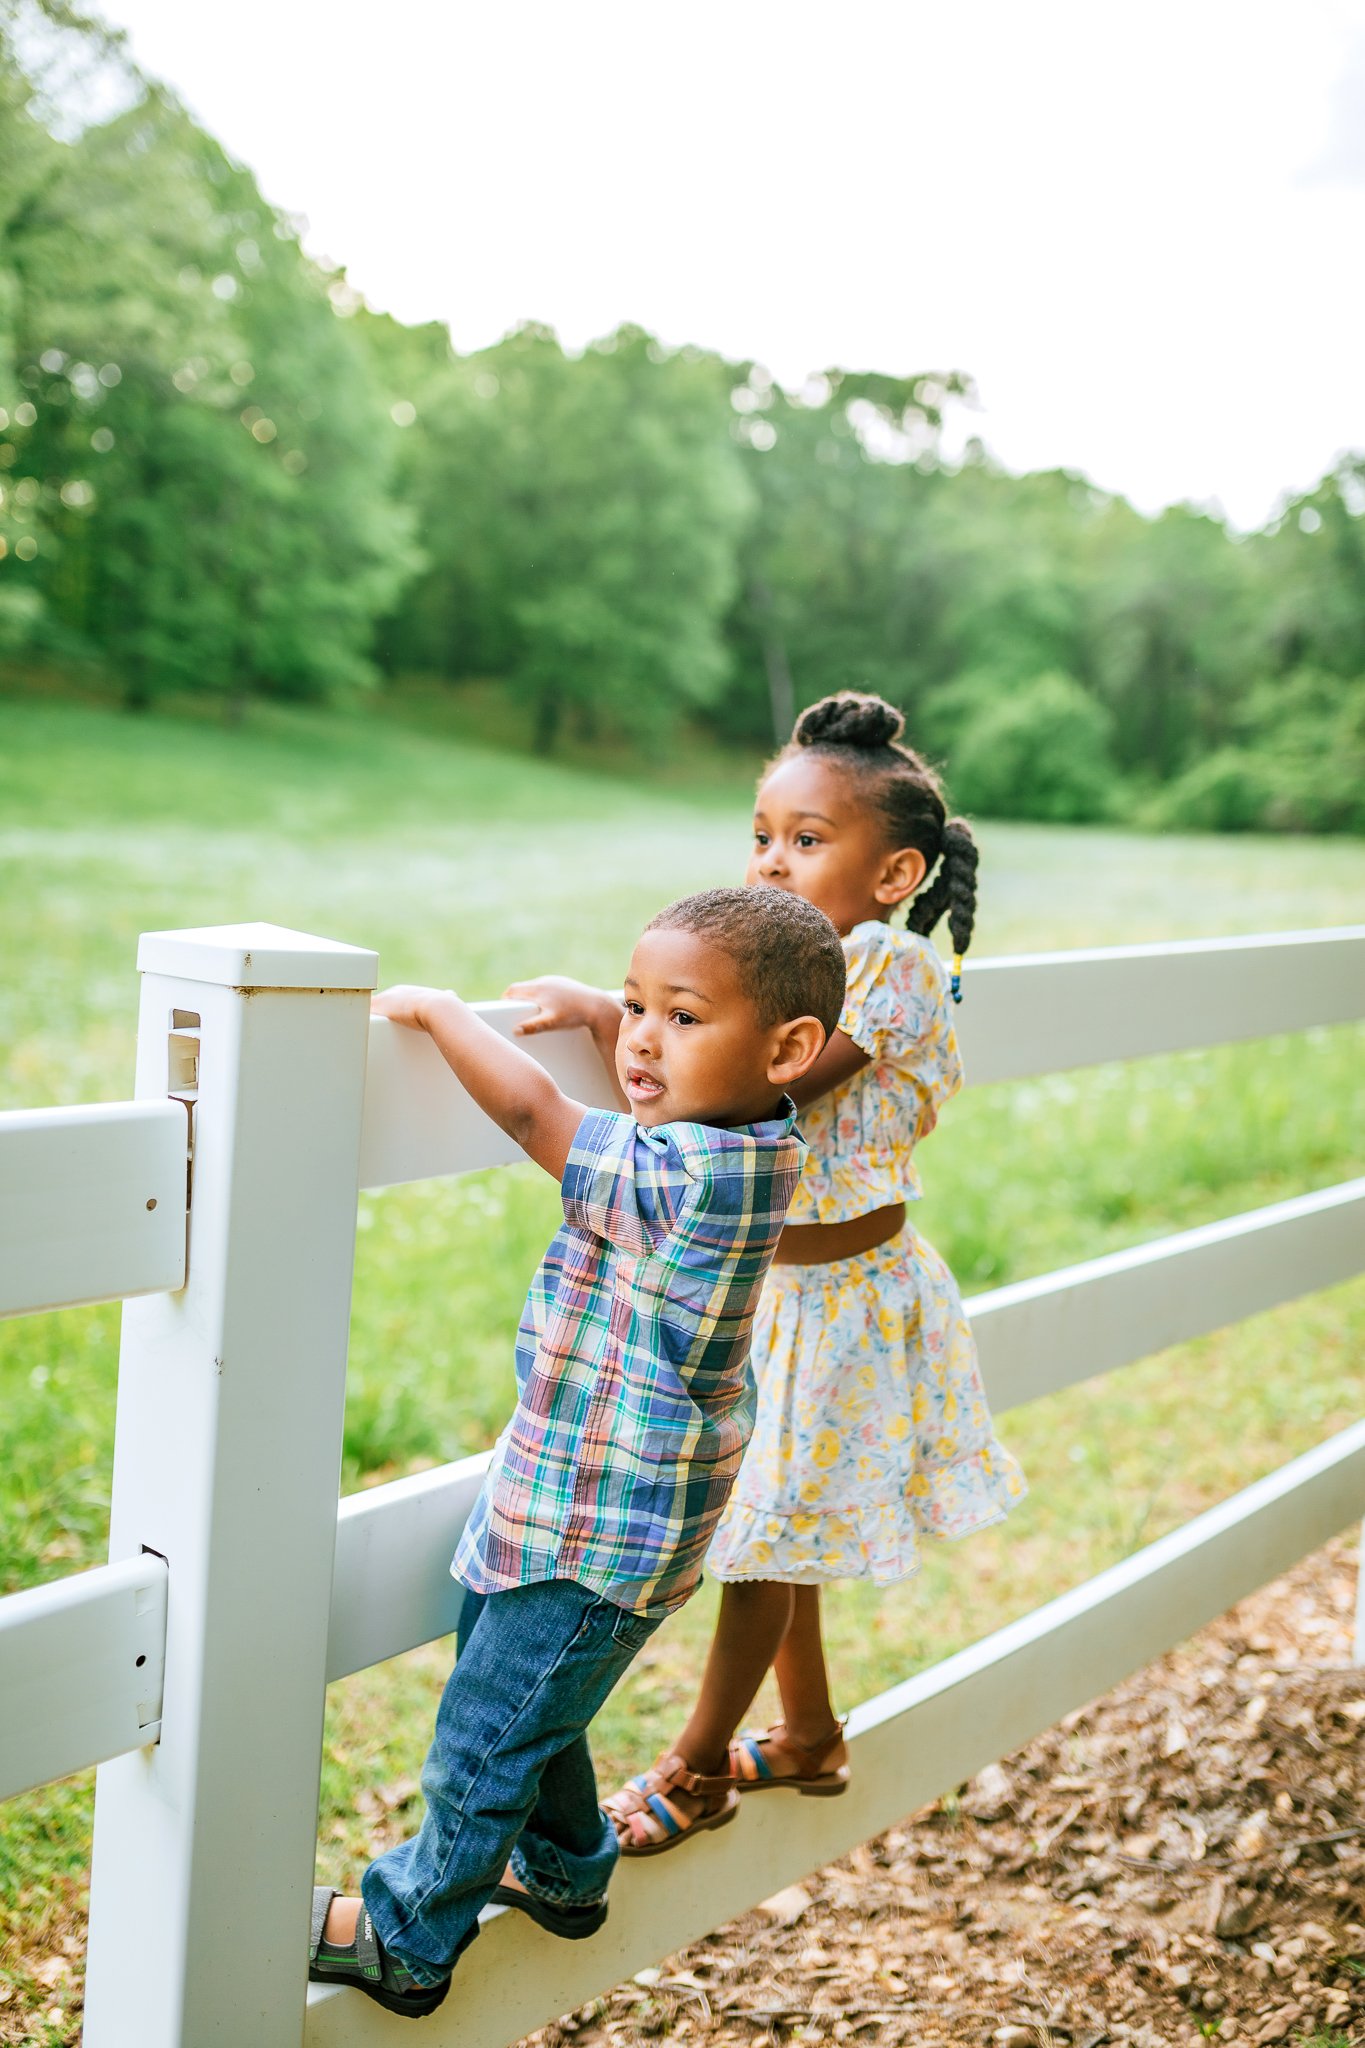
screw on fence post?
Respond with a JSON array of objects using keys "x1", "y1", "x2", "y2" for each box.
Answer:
[{"x1": 84, "y1": 924, "x2": 377, "y2": 2048}]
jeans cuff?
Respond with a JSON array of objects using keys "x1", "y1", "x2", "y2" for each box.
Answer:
[{"x1": 509, "y1": 1843, "x2": 607, "y2": 1909}]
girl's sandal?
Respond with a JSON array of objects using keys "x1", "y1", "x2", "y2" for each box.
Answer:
[
  {"x1": 308, "y1": 1886, "x2": 451, "y2": 2018},
  {"x1": 728, "y1": 1719, "x2": 850, "y2": 1797},
  {"x1": 606, "y1": 1751, "x2": 741, "y2": 1857}
]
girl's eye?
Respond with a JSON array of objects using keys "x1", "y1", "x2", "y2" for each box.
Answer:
[
  {"x1": 625, "y1": 1000, "x2": 644, "y2": 1016},
  {"x1": 795, "y1": 833, "x2": 819, "y2": 849},
  {"x1": 753, "y1": 831, "x2": 770, "y2": 847},
  {"x1": 672, "y1": 1011, "x2": 698, "y2": 1028}
]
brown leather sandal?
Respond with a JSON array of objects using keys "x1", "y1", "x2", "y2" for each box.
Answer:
[
  {"x1": 606, "y1": 1751, "x2": 741, "y2": 1857},
  {"x1": 728, "y1": 1719, "x2": 850, "y2": 1796}
]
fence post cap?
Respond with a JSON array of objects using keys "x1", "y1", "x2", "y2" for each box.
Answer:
[{"x1": 136, "y1": 922, "x2": 379, "y2": 992}]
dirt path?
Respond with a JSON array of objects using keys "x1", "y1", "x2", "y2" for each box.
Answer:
[{"x1": 527, "y1": 1538, "x2": 1365, "y2": 2048}]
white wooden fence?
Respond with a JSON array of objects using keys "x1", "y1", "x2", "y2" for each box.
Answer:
[{"x1": 0, "y1": 919, "x2": 1362, "y2": 2048}]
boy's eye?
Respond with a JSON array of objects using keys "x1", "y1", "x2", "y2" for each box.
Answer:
[
  {"x1": 624, "y1": 999, "x2": 644, "y2": 1016},
  {"x1": 753, "y1": 831, "x2": 770, "y2": 847},
  {"x1": 671, "y1": 1011, "x2": 698, "y2": 1028},
  {"x1": 795, "y1": 833, "x2": 819, "y2": 849}
]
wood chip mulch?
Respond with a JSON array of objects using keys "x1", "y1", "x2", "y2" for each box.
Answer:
[{"x1": 525, "y1": 1537, "x2": 1365, "y2": 2048}]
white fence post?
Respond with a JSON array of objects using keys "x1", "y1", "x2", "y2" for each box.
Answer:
[{"x1": 84, "y1": 924, "x2": 376, "y2": 2048}]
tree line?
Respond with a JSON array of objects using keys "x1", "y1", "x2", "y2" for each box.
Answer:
[{"x1": 2, "y1": 3, "x2": 1362, "y2": 832}]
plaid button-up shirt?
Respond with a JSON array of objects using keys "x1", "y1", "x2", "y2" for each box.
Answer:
[{"x1": 453, "y1": 1101, "x2": 804, "y2": 1618}]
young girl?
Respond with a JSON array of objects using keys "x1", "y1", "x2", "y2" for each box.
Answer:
[{"x1": 508, "y1": 689, "x2": 1026, "y2": 1853}]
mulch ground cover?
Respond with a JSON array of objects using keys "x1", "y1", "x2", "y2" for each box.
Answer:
[{"x1": 526, "y1": 1536, "x2": 1365, "y2": 2048}]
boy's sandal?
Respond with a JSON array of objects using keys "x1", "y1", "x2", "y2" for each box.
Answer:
[
  {"x1": 308, "y1": 1885, "x2": 451, "y2": 2019},
  {"x1": 489, "y1": 1880, "x2": 608, "y2": 1940},
  {"x1": 606, "y1": 1751, "x2": 741, "y2": 1857},
  {"x1": 728, "y1": 1719, "x2": 850, "y2": 1796}
]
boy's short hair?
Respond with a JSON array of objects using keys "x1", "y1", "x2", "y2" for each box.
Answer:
[{"x1": 646, "y1": 887, "x2": 845, "y2": 1038}]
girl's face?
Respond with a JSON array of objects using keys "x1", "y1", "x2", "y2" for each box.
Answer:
[{"x1": 747, "y1": 752, "x2": 925, "y2": 937}]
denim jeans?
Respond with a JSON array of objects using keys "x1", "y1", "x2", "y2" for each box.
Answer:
[{"x1": 361, "y1": 1577, "x2": 659, "y2": 1986}]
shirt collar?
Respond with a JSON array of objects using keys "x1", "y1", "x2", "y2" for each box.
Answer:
[{"x1": 634, "y1": 1094, "x2": 799, "y2": 1148}]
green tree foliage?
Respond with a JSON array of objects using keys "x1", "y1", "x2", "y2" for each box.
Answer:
[
  {"x1": 949, "y1": 672, "x2": 1120, "y2": 823},
  {"x1": 370, "y1": 322, "x2": 752, "y2": 749},
  {"x1": 0, "y1": 3, "x2": 412, "y2": 710},
  {"x1": 1, "y1": 2, "x2": 1362, "y2": 825}
]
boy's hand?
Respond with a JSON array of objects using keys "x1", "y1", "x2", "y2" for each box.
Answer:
[
  {"x1": 504, "y1": 977, "x2": 620, "y2": 1039},
  {"x1": 371, "y1": 984, "x2": 447, "y2": 1030}
]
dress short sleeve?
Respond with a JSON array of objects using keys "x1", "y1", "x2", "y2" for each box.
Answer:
[
  {"x1": 560, "y1": 1109, "x2": 697, "y2": 1254},
  {"x1": 838, "y1": 923, "x2": 945, "y2": 1062}
]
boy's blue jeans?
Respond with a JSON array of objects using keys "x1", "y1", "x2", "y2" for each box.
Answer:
[{"x1": 361, "y1": 1576, "x2": 659, "y2": 1986}]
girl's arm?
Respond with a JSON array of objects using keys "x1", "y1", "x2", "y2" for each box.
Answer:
[
  {"x1": 504, "y1": 976, "x2": 629, "y2": 1110},
  {"x1": 786, "y1": 1028, "x2": 869, "y2": 1109},
  {"x1": 372, "y1": 985, "x2": 588, "y2": 1179}
]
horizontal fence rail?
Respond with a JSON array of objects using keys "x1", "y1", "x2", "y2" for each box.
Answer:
[
  {"x1": 954, "y1": 924, "x2": 1365, "y2": 1085},
  {"x1": 357, "y1": 928, "x2": 1365, "y2": 1191},
  {"x1": 19, "y1": 1181, "x2": 1358, "y2": 1791},
  {"x1": 306, "y1": 1421, "x2": 1365, "y2": 2046},
  {"x1": 0, "y1": 1100, "x2": 187, "y2": 1319},
  {"x1": 24, "y1": 1171, "x2": 1359, "y2": 1774},
  {"x1": 0, "y1": 1553, "x2": 167, "y2": 1802},
  {"x1": 324, "y1": 1177, "x2": 1365, "y2": 1680},
  {"x1": 358, "y1": 1004, "x2": 616, "y2": 1190},
  {"x1": 972, "y1": 1176, "x2": 1365, "y2": 1411}
]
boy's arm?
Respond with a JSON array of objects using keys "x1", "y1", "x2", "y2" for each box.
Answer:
[{"x1": 373, "y1": 985, "x2": 588, "y2": 1180}]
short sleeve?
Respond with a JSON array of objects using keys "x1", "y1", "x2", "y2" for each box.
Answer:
[
  {"x1": 838, "y1": 925, "x2": 945, "y2": 1063},
  {"x1": 561, "y1": 1109, "x2": 697, "y2": 1253}
]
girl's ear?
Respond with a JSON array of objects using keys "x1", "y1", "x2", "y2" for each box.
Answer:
[
  {"x1": 875, "y1": 845, "x2": 928, "y2": 908},
  {"x1": 767, "y1": 1016, "x2": 826, "y2": 1088}
]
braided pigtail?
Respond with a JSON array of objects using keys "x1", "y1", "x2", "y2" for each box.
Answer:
[{"x1": 904, "y1": 819, "x2": 978, "y2": 1002}]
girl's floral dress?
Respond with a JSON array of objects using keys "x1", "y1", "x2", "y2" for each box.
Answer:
[{"x1": 707, "y1": 920, "x2": 1026, "y2": 1585}]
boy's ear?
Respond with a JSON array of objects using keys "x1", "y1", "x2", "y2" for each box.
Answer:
[
  {"x1": 875, "y1": 845, "x2": 928, "y2": 909},
  {"x1": 767, "y1": 1016, "x2": 827, "y2": 1088}
]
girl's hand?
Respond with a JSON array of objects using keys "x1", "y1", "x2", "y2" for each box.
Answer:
[
  {"x1": 504, "y1": 976, "x2": 617, "y2": 1038},
  {"x1": 371, "y1": 984, "x2": 447, "y2": 1030}
]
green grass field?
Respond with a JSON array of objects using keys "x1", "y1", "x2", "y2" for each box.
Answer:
[{"x1": 1, "y1": 690, "x2": 1362, "y2": 2039}]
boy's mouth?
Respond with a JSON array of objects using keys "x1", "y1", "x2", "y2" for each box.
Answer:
[{"x1": 624, "y1": 1065, "x2": 665, "y2": 1103}]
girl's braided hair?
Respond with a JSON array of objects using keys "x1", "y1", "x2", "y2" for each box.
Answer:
[{"x1": 782, "y1": 690, "x2": 979, "y2": 963}]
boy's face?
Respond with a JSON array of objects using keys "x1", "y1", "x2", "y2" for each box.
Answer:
[{"x1": 617, "y1": 926, "x2": 811, "y2": 1129}]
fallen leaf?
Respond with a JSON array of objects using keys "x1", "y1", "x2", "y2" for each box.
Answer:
[{"x1": 757, "y1": 1883, "x2": 813, "y2": 1928}]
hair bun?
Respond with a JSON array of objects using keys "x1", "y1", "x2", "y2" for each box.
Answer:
[{"x1": 794, "y1": 690, "x2": 905, "y2": 752}]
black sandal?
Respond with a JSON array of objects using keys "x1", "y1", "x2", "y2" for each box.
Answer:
[
  {"x1": 489, "y1": 1880, "x2": 608, "y2": 1939},
  {"x1": 308, "y1": 1886, "x2": 451, "y2": 2019}
]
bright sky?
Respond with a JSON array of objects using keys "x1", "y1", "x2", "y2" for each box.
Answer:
[{"x1": 94, "y1": 0, "x2": 1365, "y2": 529}]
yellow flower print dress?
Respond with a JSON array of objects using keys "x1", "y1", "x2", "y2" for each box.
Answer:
[{"x1": 707, "y1": 921, "x2": 1026, "y2": 1586}]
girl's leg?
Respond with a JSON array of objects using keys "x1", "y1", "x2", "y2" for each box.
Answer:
[
  {"x1": 673, "y1": 1579, "x2": 795, "y2": 1773},
  {"x1": 608, "y1": 1580, "x2": 794, "y2": 1843},
  {"x1": 771, "y1": 1585, "x2": 840, "y2": 1748}
]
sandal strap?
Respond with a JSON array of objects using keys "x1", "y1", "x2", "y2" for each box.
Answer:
[
  {"x1": 309, "y1": 1886, "x2": 338, "y2": 1961},
  {"x1": 774, "y1": 1718, "x2": 846, "y2": 1770},
  {"x1": 308, "y1": 1888, "x2": 390, "y2": 1987},
  {"x1": 652, "y1": 1750, "x2": 735, "y2": 1799},
  {"x1": 608, "y1": 1753, "x2": 735, "y2": 1845},
  {"x1": 733, "y1": 1719, "x2": 846, "y2": 1779}
]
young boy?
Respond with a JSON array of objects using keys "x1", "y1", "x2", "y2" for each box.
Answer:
[{"x1": 309, "y1": 886, "x2": 845, "y2": 2018}]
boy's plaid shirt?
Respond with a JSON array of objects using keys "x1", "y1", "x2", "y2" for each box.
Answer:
[{"x1": 453, "y1": 1101, "x2": 804, "y2": 1618}]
